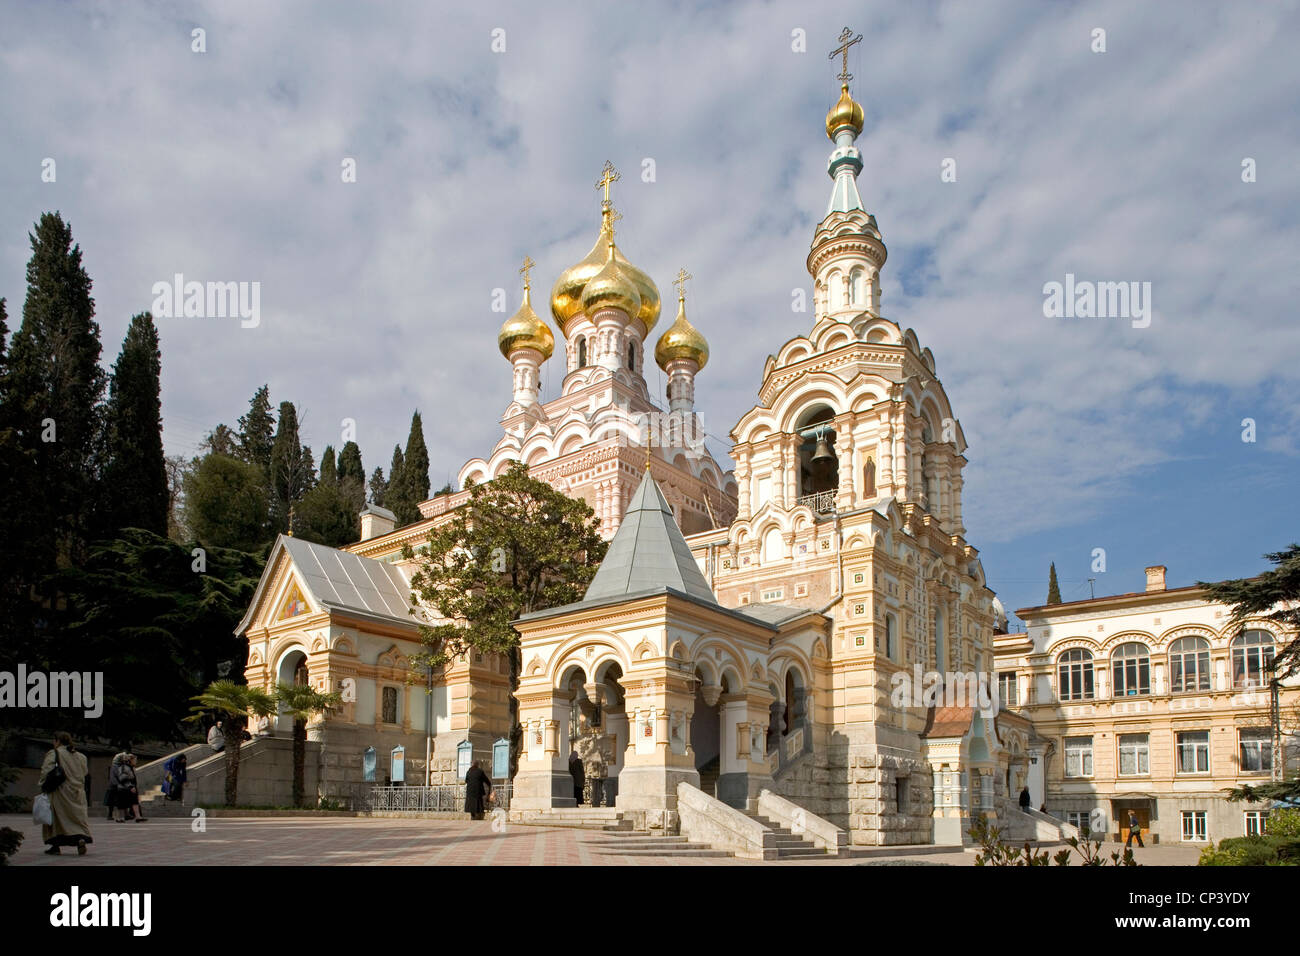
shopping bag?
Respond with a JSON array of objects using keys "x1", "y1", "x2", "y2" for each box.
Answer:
[{"x1": 33, "y1": 792, "x2": 53, "y2": 826}]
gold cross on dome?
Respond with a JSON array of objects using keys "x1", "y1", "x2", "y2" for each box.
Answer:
[
  {"x1": 519, "y1": 255, "x2": 535, "y2": 291},
  {"x1": 829, "y1": 27, "x2": 863, "y2": 85},
  {"x1": 596, "y1": 160, "x2": 621, "y2": 206},
  {"x1": 673, "y1": 267, "x2": 693, "y2": 302}
]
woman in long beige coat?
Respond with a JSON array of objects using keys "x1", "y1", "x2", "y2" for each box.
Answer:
[{"x1": 38, "y1": 732, "x2": 93, "y2": 856}]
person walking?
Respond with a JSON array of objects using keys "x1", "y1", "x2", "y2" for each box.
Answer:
[
  {"x1": 38, "y1": 732, "x2": 93, "y2": 856},
  {"x1": 162, "y1": 753, "x2": 188, "y2": 802},
  {"x1": 123, "y1": 754, "x2": 147, "y2": 821},
  {"x1": 464, "y1": 760, "x2": 493, "y2": 820},
  {"x1": 1124, "y1": 810, "x2": 1145, "y2": 850},
  {"x1": 109, "y1": 752, "x2": 134, "y2": 822},
  {"x1": 1018, "y1": 786, "x2": 1032, "y2": 811},
  {"x1": 568, "y1": 750, "x2": 584, "y2": 806}
]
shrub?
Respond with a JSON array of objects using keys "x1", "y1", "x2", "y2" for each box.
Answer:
[
  {"x1": 1199, "y1": 834, "x2": 1300, "y2": 866},
  {"x1": 1266, "y1": 807, "x2": 1300, "y2": 838},
  {"x1": 0, "y1": 827, "x2": 23, "y2": 866}
]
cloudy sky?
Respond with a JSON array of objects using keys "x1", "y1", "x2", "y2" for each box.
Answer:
[{"x1": 3, "y1": 1, "x2": 1297, "y2": 621}]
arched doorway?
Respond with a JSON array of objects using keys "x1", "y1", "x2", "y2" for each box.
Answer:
[
  {"x1": 693, "y1": 668, "x2": 722, "y2": 797},
  {"x1": 275, "y1": 648, "x2": 308, "y2": 733}
]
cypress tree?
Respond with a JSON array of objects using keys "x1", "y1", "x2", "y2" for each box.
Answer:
[
  {"x1": 237, "y1": 385, "x2": 275, "y2": 478},
  {"x1": 368, "y1": 466, "x2": 387, "y2": 507},
  {"x1": 386, "y1": 445, "x2": 406, "y2": 520},
  {"x1": 6, "y1": 212, "x2": 106, "y2": 568},
  {"x1": 269, "y1": 402, "x2": 311, "y2": 534},
  {"x1": 392, "y1": 410, "x2": 429, "y2": 527},
  {"x1": 337, "y1": 440, "x2": 366, "y2": 514},
  {"x1": 319, "y1": 445, "x2": 338, "y2": 486},
  {"x1": 99, "y1": 312, "x2": 168, "y2": 537},
  {"x1": 201, "y1": 424, "x2": 237, "y2": 458},
  {"x1": 1047, "y1": 562, "x2": 1062, "y2": 605}
]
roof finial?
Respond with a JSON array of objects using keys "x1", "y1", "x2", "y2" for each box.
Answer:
[
  {"x1": 829, "y1": 26, "x2": 863, "y2": 87},
  {"x1": 596, "y1": 160, "x2": 621, "y2": 209},
  {"x1": 644, "y1": 421, "x2": 653, "y2": 471},
  {"x1": 673, "y1": 267, "x2": 693, "y2": 304},
  {"x1": 519, "y1": 255, "x2": 535, "y2": 297}
]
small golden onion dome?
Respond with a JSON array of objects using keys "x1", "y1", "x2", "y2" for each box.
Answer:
[
  {"x1": 550, "y1": 216, "x2": 661, "y2": 335},
  {"x1": 580, "y1": 242, "x2": 642, "y2": 319},
  {"x1": 654, "y1": 295, "x2": 709, "y2": 371},
  {"x1": 825, "y1": 83, "x2": 864, "y2": 141},
  {"x1": 497, "y1": 286, "x2": 555, "y2": 360}
]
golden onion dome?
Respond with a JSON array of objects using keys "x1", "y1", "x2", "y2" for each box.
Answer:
[
  {"x1": 550, "y1": 214, "x2": 661, "y2": 335},
  {"x1": 654, "y1": 294, "x2": 709, "y2": 371},
  {"x1": 825, "y1": 83, "x2": 864, "y2": 141},
  {"x1": 497, "y1": 284, "x2": 555, "y2": 360},
  {"x1": 580, "y1": 241, "x2": 642, "y2": 320}
]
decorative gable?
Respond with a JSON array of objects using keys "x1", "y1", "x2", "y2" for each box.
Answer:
[{"x1": 276, "y1": 582, "x2": 310, "y2": 622}]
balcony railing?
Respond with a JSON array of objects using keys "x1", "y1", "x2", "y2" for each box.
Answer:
[{"x1": 795, "y1": 490, "x2": 837, "y2": 514}]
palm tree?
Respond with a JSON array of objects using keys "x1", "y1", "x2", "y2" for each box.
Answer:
[
  {"x1": 189, "y1": 680, "x2": 276, "y2": 806},
  {"x1": 273, "y1": 682, "x2": 342, "y2": 807}
]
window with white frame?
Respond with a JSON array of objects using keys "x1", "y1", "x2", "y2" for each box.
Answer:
[
  {"x1": 760, "y1": 587, "x2": 784, "y2": 603},
  {"x1": 997, "y1": 671, "x2": 1018, "y2": 708},
  {"x1": 1064, "y1": 736, "x2": 1094, "y2": 777},
  {"x1": 1065, "y1": 810, "x2": 1089, "y2": 834},
  {"x1": 1181, "y1": 811, "x2": 1207, "y2": 842},
  {"x1": 1231, "y1": 630, "x2": 1275, "y2": 689},
  {"x1": 1169, "y1": 636, "x2": 1211, "y2": 693},
  {"x1": 1057, "y1": 649, "x2": 1095, "y2": 701},
  {"x1": 1118, "y1": 733, "x2": 1149, "y2": 776},
  {"x1": 1238, "y1": 727, "x2": 1272, "y2": 774},
  {"x1": 1111, "y1": 642, "x2": 1151, "y2": 697},
  {"x1": 1244, "y1": 810, "x2": 1268, "y2": 836},
  {"x1": 1176, "y1": 730, "x2": 1210, "y2": 774}
]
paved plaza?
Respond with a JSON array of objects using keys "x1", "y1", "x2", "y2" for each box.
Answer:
[{"x1": 3, "y1": 814, "x2": 1203, "y2": 866}]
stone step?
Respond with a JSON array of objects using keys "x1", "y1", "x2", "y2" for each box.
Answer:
[
  {"x1": 775, "y1": 847, "x2": 828, "y2": 858},
  {"x1": 591, "y1": 845, "x2": 733, "y2": 858}
]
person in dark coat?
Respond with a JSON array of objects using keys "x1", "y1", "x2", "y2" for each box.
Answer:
[
  {"x1": 1019, "y1": 786, "x2": 1032, "y2": 811},
  {"x1": 1125, "y1": 810, "x2": 1145, "y2": 849},
  {"x1": 162, "y1": 754, "x2": 188, "y2": 802},
  {"x1": 464, "y1": 760, "x2": 492, "y2": 820},
  {"x1": 568, "y1": 751, "x2": 584, "y2": 805}
]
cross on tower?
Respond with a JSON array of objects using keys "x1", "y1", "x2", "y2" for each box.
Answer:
[
  {"x1": 595, "y1": 160, "x2": 621, "y2": 207},
  {"x1": 673, "y1": 267, "x2": 693, "y2": 302},
  {"x1": 829, "y1": 26, "x2": 863, "y2": 85},
  {"x1": 519, "y1": 255, "x2": 535, "y2": 291}
]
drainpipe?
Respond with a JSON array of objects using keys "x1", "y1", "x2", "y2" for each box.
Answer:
[{"x1": 425, "y1": 664, "x2": 433, "y2": 787}]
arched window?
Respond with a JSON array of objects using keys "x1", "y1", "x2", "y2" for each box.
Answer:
[
  {"x1": 577, "y1": 337, "x2": 587, "y2": 368},
  {"x1": 1169, "y1": 636, "x2": 1211, "y2": 693},
  {"x1": 1232, "y1": 630, "x2": 1275, "y2": 689},
  {"x1": 934, "y1": 608, "x2": 945, "y2": 670},
  {"x1": 1111, "y1": 642, "x2": 1150, "y2": 697},
  {"x1": 851, "y1": 268, "x2": 866, "y2": 305},
  {"x1": 1057, "y1": 649, "x2": 1094, "y2": 701},
  {"x1": 627, "y1": 340, "x2": 636, "y2": 370}
]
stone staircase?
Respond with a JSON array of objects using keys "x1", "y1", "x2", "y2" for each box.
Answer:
[
  {"x1": 697, "y1": 757, "x2": 719, "y2": 799},
  {"x1": 585, "y1": 832, "x2": 732, "y2": 858},
  {"x1": 742, "y1": 810, "x2": 827, "y2": 859},
  {"x1": 511, "y1": 807, "x2": 635, "y2": 832}
]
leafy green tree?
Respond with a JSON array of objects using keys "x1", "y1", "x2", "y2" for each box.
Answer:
[
  {"x1": 98, "y1": 312, "x2": 168, "y2": 537},
  {"x1": 6, "y1": 212, "x2": 106, "y2": 570},
  {"x1": 183, "y1": 454, "x2": 272, "y2": 552},
  {"x1": 1204, "y1": 545, "x2": 1300, "y2": 803},
  {"x1": 32, "y1": 530, "x2": 264, "y2": 744},
  {"x1": 273, "y1": 682, "x2": 341, "y2": 807},
  {"x1": 295, "y1": 480, "x2": 357, "y2": 547},
  {"x1": 236, "y1": 385, "x2": 275, "y2": 477},
  {"x1": 188, "y1": 680, "x2": 276, "y2": 807},
  {"x1": 1047, "y1": 563, "x2": 1062, "y2": 605},
  {"x1": 164, "y1": 454, "x2": 192, "y2": 541},
  {"x1": 407, "y1": 461, "x2": 606, "y2": 774}
]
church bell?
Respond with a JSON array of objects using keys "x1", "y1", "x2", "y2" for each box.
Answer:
[
  {"x1": 810, "y1": 428, "x2": 838, "y2": 489},
  {"x1": 811, "y1": 431, "x2": 835, "y2": 466}
]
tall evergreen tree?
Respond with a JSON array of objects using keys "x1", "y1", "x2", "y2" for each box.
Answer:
[
  {"x1": 99, "y1": 312, "x2": 168, "y2": 537},
  {"x1": 319, "y1": 444, "x2": 338, "y2": 486},
  {"x1": 268, "y1": 402, "x2": 311, "y2": 534},
  {"x1": 385, "y1": 445, "x2": 406, "y2": 520},
  {"x1": 1047, "y1": 562, "x2": 1062, "y2": 605},
  {"x1": 182, "y1": 454, "x2": 272, "y2": 552},
  {"x1": 237, "y1": 385, "x2": 275, "y2": 477},
  {"x1": 368, "y1": 466, "x2": 387, "y2": 507},
  {"x1": 391, "y1": 410, "x2": 429, "y2": 527},
  {"x1": 6, "y1": 212, "x2": 106, "y2": 569},
  {"x1": 338, "y1": 441, "x2": 366, "y2": 513},
  {"x1": 201, "y1": 423, "x2": 237, "y2": 458}
]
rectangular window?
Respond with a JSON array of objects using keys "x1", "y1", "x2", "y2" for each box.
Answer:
[
  {"x1": 1065, "y1": 811, "x2": 1089, "y2": 834},
  {"x1": 1118, "y1": 734, "x2": 1149, "y2": 776},
  {"x1": 1176, "y1": 731, "x2": 1210, "y2": 774},
  {"x1": 1181, "y1": 811, "x2": 1207, "y2": 842},
  {"x1": 895, "y1": 777, "x2": 908, "y2": 814},
  {"x1": 381, "y1": 686, "x2": 398, "y2": 724},
  {"x1": 1239, "y1": 728, "x2": 1272, "y2": 774},
  {"x1": 761, "y1": 587, "x2": 784, "y2": 602},
  {"x1": 997, "y1": 672, "x2": 1018, "y2": 708},
  {"x1": 1244, "y1": 810, "x2": 1268, "y2": 836},
  {"x1": 1064, "y1": 736, "x2": 1093, "y2": 778}
]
